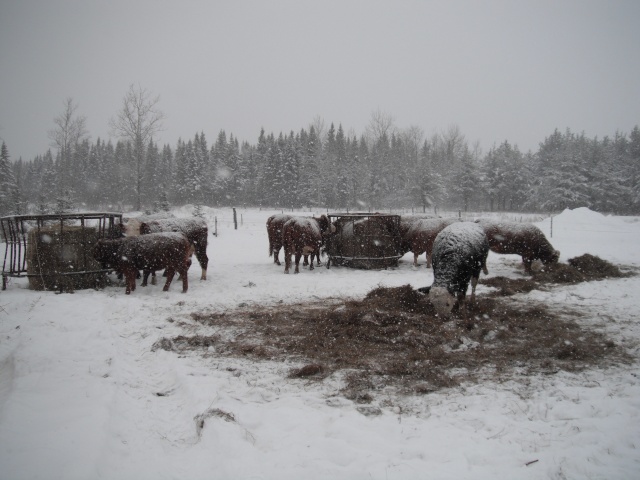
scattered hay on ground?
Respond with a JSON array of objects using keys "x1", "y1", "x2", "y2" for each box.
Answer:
[
  {"x1": 567, "y1": 253, "x2": 628, "y2": 278},
  {"x1": 154, "y1": 286, "x2": 630, "y2": 398},
  {"x1": 482, "y1": 254, "x2": 632, "y2": 296}
]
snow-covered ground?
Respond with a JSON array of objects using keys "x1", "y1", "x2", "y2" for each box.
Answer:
[{"x1": 1, "y1": 207, "x2": 639, "y2": 479}]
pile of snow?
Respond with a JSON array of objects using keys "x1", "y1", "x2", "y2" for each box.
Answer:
[{"x1": 1, "y1": 207, "x2": 639, "y2": 479}]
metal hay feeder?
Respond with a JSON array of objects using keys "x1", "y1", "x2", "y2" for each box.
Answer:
[
  {"x1": 325, "y1": 213, "x2": 402, "y2": 269},
  {"x1": 1, "y1": 212, "x2": 123, "y2": 292}
]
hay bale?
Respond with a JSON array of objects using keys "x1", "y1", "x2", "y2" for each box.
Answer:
[{"x1": 26, "y1": 225, "x2": 107, "y2": 291}]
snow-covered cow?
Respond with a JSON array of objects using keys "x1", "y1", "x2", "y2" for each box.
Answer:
[
  {"x1": 399, "y1": 217, "x2": 458, "y2": 267},
  {"x1": 475, "y1": 219, "x2": 559, "y2": 274},
  {"x1": 268, "y1": 214, "x2": 326, "y2": 267},
  {"x1": 282, "y1": 215, "x2": 334, "y2": 274},
  {"x1": 428, "y1": 222, "x2": 489, "y2": 316},
  {"x1": 139, "y1": 217, "x2": 209, "y2": 280},
  {"x1": 93, "y1": 232, "x2": 191, "y2": 295}
]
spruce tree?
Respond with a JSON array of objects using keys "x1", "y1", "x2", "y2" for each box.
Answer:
[{"x1": 0, "y1": 142, "x2": 19, "y2": 216}]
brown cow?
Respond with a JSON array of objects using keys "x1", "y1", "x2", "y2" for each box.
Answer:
[
  {"x1": 267, "y1": 214, "x2": 294, "y2": 265},
  {"x1": 93, "y1": 232, "x2": 191, "y2": 294},
  {"x1": 267, "y1": 214, "x2": 322, "y2": 267},
  {"x1": 139, "y1": 217, "x2": 209, "y2": 280},
  {"x1": 282, "y1": 215, "x2": 334, "y2": 274},
  {"x1": 475, "y1": 219, "x2": 560, "y2": 274},
  {"x1": 399, "y1": 217, "x2": 458, "y2": 267}
]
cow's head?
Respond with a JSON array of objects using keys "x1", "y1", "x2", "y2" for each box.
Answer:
[
  {"x1": 93, "y1": 238, "x2": 121, "y2": 265},
  {"x1": 122, "y1": 218, "x2": 142, "y2": 236},
  {"x1": 317, "y1": 214, "x2": 336, "y2": 235},
  {"x1": 429, "y1": 286, "x2": 457, "y2": 317}
]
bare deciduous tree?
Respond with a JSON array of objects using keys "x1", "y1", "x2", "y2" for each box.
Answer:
[
  {"x1": 48, "y1": 97, "x2": 88, "y2": 195},
  {"x1": 365, "y1": 109, "x2": 396, "y2": 145},
  {"x1": 310, "y1": 115, "x2": 327, "y2": 146},
  {"x1": 110, "y1": 84, "x2": 164, "y2": 210}
]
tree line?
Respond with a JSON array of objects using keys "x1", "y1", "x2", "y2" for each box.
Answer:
[{"x1": 1, "y1": 93, "x2": 639, "y2": 217}]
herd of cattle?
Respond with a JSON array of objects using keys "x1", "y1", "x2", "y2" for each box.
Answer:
[
  {"x1": 91, "y1": 211, "x2": 559, "y2": 317},
  {"x1": 266, "y1": 213, "x2": 559, "y2": 316}
]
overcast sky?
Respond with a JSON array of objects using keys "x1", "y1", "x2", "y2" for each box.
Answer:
[{"x1": 1, "y1": 0, "x2": 639, "y2": 161}]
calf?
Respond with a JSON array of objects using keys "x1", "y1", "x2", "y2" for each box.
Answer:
[
  {"x1": 475, "y1": 219, "x2": 559, "y2": 274},
  {"x1": 282, "y1": 215, "x2": 334, "y2": 274},
  {"x1": 399, "y1": 217, "x2": 458, "y2": 267},
  {"x1": 140, "y1": 217, "x2": 209, "y2": 280},
  {"x1": 429, "y1": 222, "x2": 489, "y2": 316},
  {"x1": 93, "y1": 232, "x2": 191, "y2": 294}
]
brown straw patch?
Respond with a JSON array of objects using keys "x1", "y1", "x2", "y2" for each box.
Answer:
[{"x1": 155, "y1": 256, "x2": 632, "y2": 397}]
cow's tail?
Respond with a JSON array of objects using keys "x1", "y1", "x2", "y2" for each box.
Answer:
[{"x1": 268, "y1": 239, "x2": 273, "y2": 257}]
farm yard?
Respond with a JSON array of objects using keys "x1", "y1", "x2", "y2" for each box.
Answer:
[{"x1": 1, "y1": 206, "x2": 640, "y2": 479}]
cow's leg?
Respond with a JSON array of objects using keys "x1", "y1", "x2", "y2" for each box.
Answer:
[
  {"x1": 523, "y1": 257, "x2": 533, "y2": 274},
  {"x1": 303, "y1": 255, "x2": 309, "y2": 266},
  {"x1": 413, "y1": 252, "x2": 419, "y2": 267},
  {"x1": 163, "y1": 268, "x2": 176, "y2": 292},
  {"x1": 284, "y1": 247, "x2": 291, "y2": 274},
  {"x1": 470, "y1": 275, "x2": 479, "y2": 302},
  {"x1": 141, "y1": 270, "x2": 151, "y2": 287},
  {"x1": 309, "y1": 253, "x2": 315, "y2": 271},
  {"x1": 151, "y1": 272, "x2": 157, "y2": 285},
  {"x1": 294, "y1": 253, "x2": 302, "y2": 274},
  {"x1": 179, "y1": 267, "x2": 189, "y2": 293},
  {"x1": 124, "y1": 269, "x2": 136, "y2": 294},
  {"x1": 195, "y1": 245, "x2": 208, "y2": 280},
  {"x1": 274, "y1": 248, "x2": 281, "y2": 265},
  {"x1": 426, "y1": 252, "x2": 433, "y2": 269}
]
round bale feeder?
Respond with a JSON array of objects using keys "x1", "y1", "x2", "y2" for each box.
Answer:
[
  {"x1": 325, "y1": 213, "x2": 402, "y2": 269},
  {"x1": 1, "y1": 212, "x2": 123, "y2": 292}
]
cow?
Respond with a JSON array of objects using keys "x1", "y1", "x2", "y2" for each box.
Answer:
[
  {"x1": 267, "y1": 214, "x2": 324, "y2": 267},
  {"x1": 139, "y1": 217, "x2": 209, "y2": 280},
  {"x1": 93, "y1": 232, "x2": 191, "y2": 294},
  {"x1": 267, "y1": 214, "x2": 294, "y2": 265},
  {"x1": 399, "y1": 217, "x2": 458, "y2": 268},
  {"x1": 428, "y1": 222, "x2": 489, "y2": 317},
  {"x1": 282, "y1": 215, "x2": 334, "y2": 274},
  {"x1": 475, "y1": 219, "x2": 559, "y2": 274}
]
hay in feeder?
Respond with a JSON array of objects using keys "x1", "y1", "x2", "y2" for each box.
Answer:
[
  {"x1": 327, "y1": 214, "x2": 401, "y2": 269},
  {"x1": 26, "y1": 225, "x2": 107, "y2": 291}
]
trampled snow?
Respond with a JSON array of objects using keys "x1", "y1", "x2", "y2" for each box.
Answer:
[{"x1": 1, "y1": 207, "x2": 639, "y2": 479}]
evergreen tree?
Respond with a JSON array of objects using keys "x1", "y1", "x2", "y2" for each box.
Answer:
[
  {"x1": 450, "y1": 146, "x2": 480, "y2": 212},
  {"x1": 413, "y1": 140, "x2": 444, "y2": 213},
  {"x1": 629, "y1": 126, "x2": 640, "y2": 211},
  {"x1": 172, "y1": 140, "x2": 188, "y2": 204},
  {"x1": 143, "y1": 139, "x2": 160, "y2": 207},
  {"x1": 0, "y1": 142, "x2": 19, "y2": 216}
]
